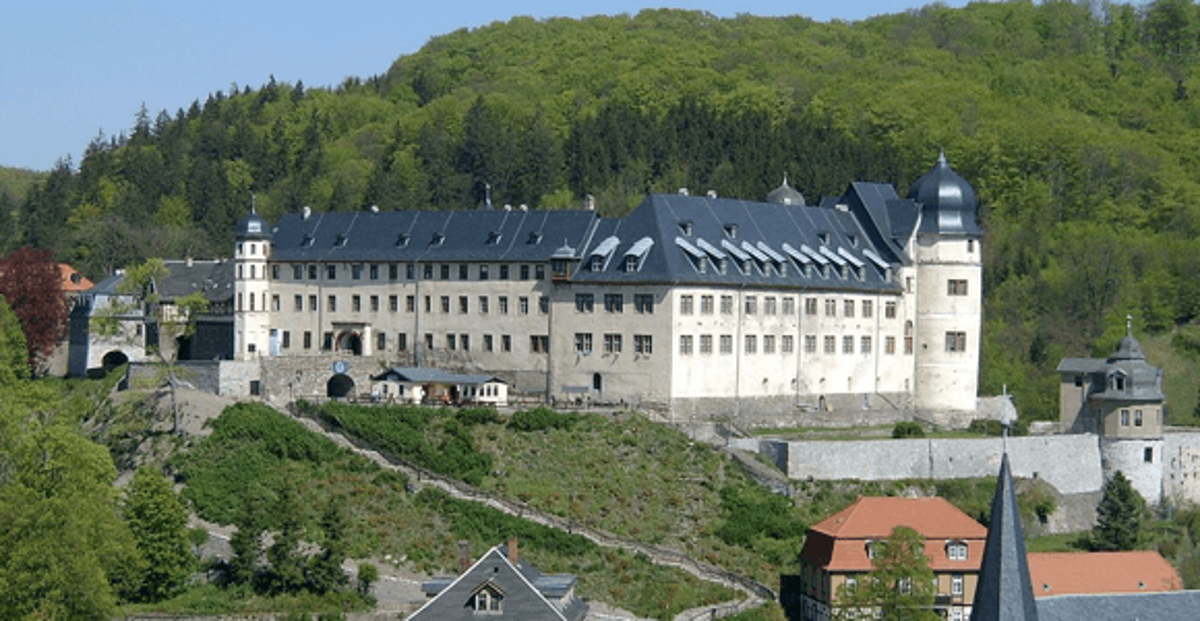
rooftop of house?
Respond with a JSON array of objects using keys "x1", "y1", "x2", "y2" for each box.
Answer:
[
  {"x1": 58, "y1": 263, "x2": 94, "y2": 293},
  {"x1": 1028, "y1": 551, "x2": 1182, "y2": 598}
]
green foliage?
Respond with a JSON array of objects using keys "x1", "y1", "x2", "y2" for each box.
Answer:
[
  {"x1": 891, "y1": 421, "x2": 925, "y2": 439},
  {"x1": 417, "y1": 488, "x2": 596, "y2": 558},
  {"x1": 835, "y1": 526, "x2": 939, "y2": 621},
  {"x1": 0, "y1": 295, "x2": 29, "y2": 386},
  {"x1": 124, "y1": 466, "x2": 196, "y2": 602},
  {"x1": 355, "y1": 563, "x2": 377, "y2": 598},
  {"x1": 507, "y1": 405, "x2": 578, "y2": 432},
  {"x1": 715, "y1": 485, "x2": 806, "y2": 554},
  {"x1": 1092, "y1": 470, "x2": 1150, "y2": 551},
  {"x1": 967, "y1": 418, "x2": 1029, "y2": 437}
]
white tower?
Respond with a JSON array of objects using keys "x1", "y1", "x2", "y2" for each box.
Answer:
[
  {"x1": 909, "y1": 152, "x2": 982, "y2": 416},
  {"x1": 234, "y1": 203, "x2": 273, "y2": 361}
]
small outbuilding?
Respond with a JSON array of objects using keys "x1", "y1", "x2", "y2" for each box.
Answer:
[{"x1": 370, "y1": 367, "x2": 509, "y2": 406}]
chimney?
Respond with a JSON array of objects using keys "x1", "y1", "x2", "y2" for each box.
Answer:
[
  {"x1": 507, "y1": 537, "x2": 518, "y2": 564},
  {"x1": 186, "y1": 256, "x2": 193, "y2": 268},
  {"x1": 458, "y1": 540, "x2": 471, "y2": 573}
]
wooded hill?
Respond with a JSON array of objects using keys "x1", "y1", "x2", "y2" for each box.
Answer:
[{"x1": 13, "y1": 1, "x2": 1200, "y2": 420}]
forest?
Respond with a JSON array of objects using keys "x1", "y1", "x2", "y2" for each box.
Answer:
[{"x1": 7, "y1": 0, "x2": 1200, "y2": 419}]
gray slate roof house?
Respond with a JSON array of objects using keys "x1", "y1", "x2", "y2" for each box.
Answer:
[{"x1": 410, "y1": 542, "x2": 587, "y2": 621}]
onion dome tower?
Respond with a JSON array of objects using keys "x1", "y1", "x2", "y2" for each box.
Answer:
[
  {"x1": 909, "y1": 152, "x2": 983, "y2": 418},
  {"x1": 766, "y1": 174, "x2": 806, "y2": 206},
  {"x1": 234, "y1": 200, "x2": 273, "y2": 361}
]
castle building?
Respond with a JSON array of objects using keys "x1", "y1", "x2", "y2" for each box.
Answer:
[{"x1": 229, "y1": 153, "x2": 983, "y2": 421}]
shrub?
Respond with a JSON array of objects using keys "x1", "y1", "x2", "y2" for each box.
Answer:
[
  {"x1": 891, "y1": 421, "x2": 925, "y2": 438},
  {"x1": 967, "y1": 418, "x2": 1029, "y2": 436},
  {"x1": 715, "y1": 485, "x2": 806, "y2": 549},
  {"x1": 508, "y1": 406, "x2": 577, "y2": 432}
]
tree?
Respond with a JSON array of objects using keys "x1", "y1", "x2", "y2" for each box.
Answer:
[
  {"x1": 0, "y1": 246, "x2": 67, "y2": 373},
  {"x1": 124, "y1": 466, "x2": 195, "y2": 601},
  {"x1": 356, "y1": 562, "x2": 378, "y2": 598},
  {"x1": 0, "y1": 295, "x2": 29, "y2": 386},
  {"x1": 307, "y1": 503, "x2": 350, "y2": 594},
  {"x1": 836, "y1": 526, "x2": 939, "y2": 621},
  {"x1": 265, "y1": 479, "x2": 307, "y2": 594},
  {"x1": 1093, "y1": 470, "x2": 1149, "y2": 551},
  {"x1": 228, "y1": 486, "x2": 268, "y2": 588}
]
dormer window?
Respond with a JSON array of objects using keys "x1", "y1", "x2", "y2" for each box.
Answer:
[
  {"x1": 301, "y1": 234, "x2": 314, "y2": 247},
  {"x1": 1111, "y1": 372, "x2": 1127, "y2": 392},
  {"x1": 624, "y1": 255, "x2": 638, "y2": 272},
  {"x1": 334, "y1": 233, "x2": 347, "y2": 247},
  {"x1": 724, "y1": 224, "x2": 738, "y2": 239},
  {"x1": 818, "y1": 233, "x2": 831, "y2": 246},
  {"x1": 590, "y1": 255, "x2": 604, "y2": 272},
  {"x1": 527, "y1": 231, "x2": 542, "y2": 245},
  {"x1": 866, "y1": 541, "x2": 878, "y2": 559},
  {"x1": 470, "y1": 582, "x2": 504, "y2": 613},
  {"x1": 486, "y1": 231, "x2": 502, "y2": 245},
  {"x1": 431, "y1": 232, "x2": 444, "y2": 246},
  {"x1": 679, "y1": 220, "x2": 693, "y2": 236},
  {"x1": 848, "y1": 234, "x2": 859, "y2": 247},
  {"x1": 947, "y1": 542, "x2": 969, "y2": 561},
  {"x1": 395, "y1": 233, "x2": 409, "y2": 247}
]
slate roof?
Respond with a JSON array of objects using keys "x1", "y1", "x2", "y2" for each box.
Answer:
[
  {"x1": 371, "y1": 367, "x2": 505, "y2": 386},
  {"x1": 1027, "y1": 551, "x2": 1182, "y2": 598},
  {"x1": 159, "y1": 260, "x2": 235, "y2": 304},
  {"x1": 970, "y1": 453, "x2": 1039, "y2": 621},
  {"x1": 1036, "y1": 590, "x2": 1200, "y2": 621},
  {"x1": 1055, "y1": 332, "x2": 1164, "y2": 403}
]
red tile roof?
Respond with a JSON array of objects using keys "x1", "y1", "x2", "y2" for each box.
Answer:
[
  {"x1": 1028, "y1": 551, "x2": 1182, "y2": 598},
  {"x1": 58, "y1": 264, "x2": 93, "y2": 292}
]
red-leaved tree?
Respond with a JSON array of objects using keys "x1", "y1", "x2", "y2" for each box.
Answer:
[{"x1": 0, "y1": 247, "x2": 68, "y2": 372}]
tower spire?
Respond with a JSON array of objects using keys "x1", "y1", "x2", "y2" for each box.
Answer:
[{"x1": 970, "y1": 453, "x2": 1039, "y2": 620}]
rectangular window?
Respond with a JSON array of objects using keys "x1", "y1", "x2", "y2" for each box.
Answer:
[
  {"x1": 519, "y1": 297, "x2": 529, "y2": 314},
  {"x1": 282, "y1": 331, "x2": 291, "y2": 348},
  {"x1": 425, "y1": 333, "x2": 433, "y2": 350},
  {"x1": 700, "y1": 334, "x2": 713, "y2": 354},
  {"x1": 459, "y1": 296, "x2": 469, "y2": 314},
  {"x1": 886, "y1": 336, "x2": 896, "y2": 355},
  {"x1": 843, "y1": 335, "x2": 854, "y2": 354},
  {"x1": 352, "y1": 264, "x2": 363, "y2": 280},
  {"x1": 323, "y1": 332, "x2": 333, "y2": 350},
  {"x1": 458, "y1": 264, "x2": 468, "y2": 280},
  {"x1": 520, "y1": 264, "x2": 530, "y2": 280},
  {"x1": 680, "y1": 295, "x2": 694, "y2": 315},
  {"x1": 720, "y1": 335, "x2": 733, "y2": 355},
  {"x1": 886, "y1": 301, "x2": 897, "y2": 319},
  {"x1": 303, "y1": 331, "x2": 312, "y2": 350},
  {"x1": 782, "y1": 297, "x2": 795, "y2": 315},
  {"x1": 441, "y1": 296, "x2": 450, "y2": 313},
  {"x1": 745, "y1": 296, "x2": 757, "y2": 315},
  {"x1": 327, "y1": 295, "x2": 337, "y2": 312},
  {"x1": 782, "y1": 335, "x2": 794, "y2": 354},
  {"x1": 701, "y1": 295, "x2": 714, "y2": 314},
  {"x1": 539, "y1": 296, "x2": 549, "y2": 314},
  {"x1": 484, "y1": 334, "x2": 494, "y2": 352},
  {"x1": 634, "y1": 335, "x2": 653, "y2": 354},
  {"x1": 763, "y1": 335, "x2": 776, "y2": 354},
  {"x1": 406, "y1": 295, "x2": 415, "y2": 312},
  {"x1": 499, "y1": 296, "x2": 508, "y2": 314},
  {"x1": 844, "y1": 300, "x2": 855, "y2": 318},
  {"x1": 952, "y1": 574, "x2": 963, "y2": 596},
  {"x1": 309, "y1": 264, "x2": 318, "y2": 280},
  {"x1": 327, "y1": 264, "x2": 337, "y2": 280},
  {"x1": 635, "y1": 294, "x2": 654, "y2": 314},
  {"x1": 389, "y1": 263, "x2": 398, "y2": 280},
  {"x1": 948, "y1": 279, "x2": 969, "y2": 296},
  {"x1": 447, "y1": 334, "x2": 456, "y2": 350},
  {"x1": 575, "y1": 333, "x2": 593, "y2": 353},
  {"x1": 604, "y1": 333, "x2": 622, "y2": 353},
  {"x1": 479, "y1": 296, "x2": 489, "y2": 314},
  {"x1": 805, "y1": 298, "x2": 818, "y2": 315},
  {"x1": 390, "y1": 295, "x2": 398, "y2": 312},
  {"x1": 479, "y1": 264, "x2": 489, "y2": 281},
  {"x1": 460, "y1": 334, "x2": 470, "y2": 351},
  {"x1": 764, "y1": 296, "x2": 777, "y2": 315},
  {"x1": 862, "y1": 300, "x2": 873, "y2": 318},
  {"x1": 293, "y1": 264, "x2": 303, "y2": 280},
  {"x1": 745, "y1": 335, "x2": 757, "y2": 354},
  {"x1": 309, "y1": 295, "x2": 317, "y2": 311},
  {"x1": 825, "y1": 336, "x2": 836, "y2": 354},
  {"x1": 370, "y1": 264, "x2": 379, "y2": 280},
  {"x1": 1145, "y1": 447, "x2": 1154, "y2": 463},
  {"x1": 805, "y1": 335, "x2": 817, "y2": 353},
  {"x1": 1121, "y1": 409, "x2": 1130, "y2": 426},
  {"x1": 294, "y1": 295, "x2": 303, "y2": 312},
  {"x1": 351, "y1": 295, "x2": 361, "y2": 312},
  {"x1": 720, "y1": 295, "x2": 734, "y2": 315},
  {"x1": 604, "y1": 293, "x2": 623, "y2": 313},
  {"x1": 680, "y1": 335, "x2": 694, "y2": 355},
  {"x1": 499, "y1": 265, "x2": 509, "y2": 280},
  {"x1": 576, "y1": 293, "x2": 595, "y2": 313},
  {"x1": 905, "y1": 336, "x2": 914, "y2": 355},
  {"x1": 861, "y1": 336, "x2": 872, "y2": 354},
  {"x1": 946, "y1": 331, "x2": 967, "y2": 352},
  {"x1": 437, "y1": 264, "x2": 448, "y2": 280},
  {"x1": 370, "y1": 295, "x2": 379, "y2": 312},
  {"x1": 1135, "y1": 409, "x2": 1144, "y2": 427},
  {"x1": 501, "y1": 335, "x2": 511, "y2": 352},
  {"x1": 406, "y1": 264, "x2": 415, "y2": 280},
  {"x1": 825, "y1": 299, "x2": 837, "y2": 317},
  {"x1": 535, "y1": 265, "x2": 545, "y2": 280},
  {"x1": 377, "y1": 332, "x2": 386, "y2": 351},
  {"x1": 398, "y1": 333, "x2": 408, "y2": 351},
  {"x1": 424, "y1": 264, "x2": 434, "y2": 279},
  {"x1": 530, "y1": 335, "x2": 549, "y2": 353}
]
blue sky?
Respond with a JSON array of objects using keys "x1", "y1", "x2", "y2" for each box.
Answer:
[{"x1": 1, "y1": 1, "x2": 966, "y2": 171}]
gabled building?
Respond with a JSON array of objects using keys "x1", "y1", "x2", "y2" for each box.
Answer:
[
  {"x1": 226, "y1": 153, "x2": 985, "y2": 422},
  {"x1": 797, "y1": 496, "x2": 989, "y2": 620},
  {"x1": 410, "y1": 541, "x2": 587, "y2": 621}
]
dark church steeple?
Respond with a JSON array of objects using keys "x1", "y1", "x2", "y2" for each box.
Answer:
[{"x1": 971, "y1": 453, "x2": 1039, "y2": 620}]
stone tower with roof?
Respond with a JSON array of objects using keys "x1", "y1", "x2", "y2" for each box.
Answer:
[
  {"x1": 908, "y1": 152, "x2": 984, "y2": 417},
  {"x1": 234, "y1": 203, "x2": 273, "y2": 361}
]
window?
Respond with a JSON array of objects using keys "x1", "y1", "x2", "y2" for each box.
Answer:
[
  {"x1": 459, "y1": 296, "x2": 469, "y2": 314},
  {"x1": 407, "y1": 264, "x2": 415, "y2": 280},
  {"x1": 407, "y1": 295, "x2": 415, "y2": 312},
  {"x1": 952, "y1": 574, "x2": 964, "y2": 596},
  {"x1": 501, "y1": 335, "x2": 511, "y2": 352},
  {"x1": 905, "y1": 321, "x2": 914, "y2": 354},
  {"x1": 604, "y1": 293, "x2": 623, "y2": 313},
  {"x1": 720, "y1": 335, "x2": 733, "y2": 355},
  {"x1": 948, "y1": 279, "x2": 969, "y2": 296},
  {"x1": 764, "y1": 296, "x2": 777, "y2": 315},
  {"x1": 500, "y1": 265, "x2": 509, "y2": 279},
  {"x1": 1121, "y1": 409, "x2": 1130, "y2": 426},
  {"x1": 825, "y1": 299, "x2": 837, "y2": 317},
  {"x1": 327, "y1": 264, "x2": 337, "y2": 280},
  {"x1": 825, "y1": 336, "x2": 836, "y2": 354},
  {"x1": 389, "y1": 263, "x2": 398, "y2": 280},
  {"x1": 948, "y1": 543, "x2": 969, "y2": 561},
  {"x1": 763, "y1": 335, "x2": 776, "y2": 354},
  {"x1": 535, "y1": 265, "x2": 545, "y2": 280},
  {"x1": 352, "y1": 295, "x2": 362, "y2": 312},
  {"x1": 530, "y1": 335, "x2": 549, "y2": 353},
  {"x1": 281, "y1": 331, "x2": 291, "y2": 348},
  {"x1": 721, "y1": 295, "x2": 734, "y2": 315},
  {"x1": 293, "y1": 264, "x2": 303, "y2": 279},
  {"x1": 459, "y1": 264, "x2": 468, "y2": 280},
  {"x1": 576, "y1": 293, "x2": 594, "y2": 313},
  {"x1": 460, "y1": 334, "x2": 470, "y2": 351},
  {"x1": 844, "y1": 300, "x2": 855, "y2": 318},
  {"x1": 1135, "y1": 409, "x2": 1143, "y2": 427},
  {"x1": 805, "y1": 335, "x2": 817, "y2": 353},
  {"x1": 323, "y1": 332, "x2": 333, "y2": 350},
  {"x1": 680, "y1": 335, "x2": 694, "y2": 355},
  {"x1": 745, "y1": 335, "x2": 757, "y2": 354},
  {"x1": 680, "y1": 295, "x2": 694, "y2": 315},
  {"x1": 484, "y1": 334, "x2": 494, "y2": 352},
  {"x1": 425, "y1": 333, "x2": 433, "y2": 350},
  {"x1": 424, "y1": 264, "x2": 434, "y2": 279},
  {"x1": 520, "y1": 264, "x2": 530, "y2": 280},
  {"x1": 308, "y1": 264, "x2": 318, "y2": 280},
  {"x1": 303, "y1": 331, "x2": 312, "y2": 349},
  {"x1": 701, "y1": 295, "x2": 714, "y2": 314},
  {"x1": 351, "y1": 264, "x2": 363, "y2": 280},
  {"x1": 479, "y1": 264, "x2": 489, "y2": 281},
  {"x1": 843, "y1": 336, "x2": 854, "y2": 354},
  {"x1": 700, "y1": 334, "x2": 713, "y2": 354},
  {"x1": 782, "y1": 335, "x2": 794, "y2": 354},
  {"x1": 441, "y1": 296, "x2": 450, "y2": 313},
  {"x1": 634, "y1": 335, "x2": 653, "y2": 354},
  {"x1": 805, "y1": 298, "x2": 818, "y2": 315},
  {"x1": 946, "y1": 331, "x2": 967, "y2": 352},
  {"x1": 472, "y1": 587, "x2": 502, "y2": 612},
  {"x1": 437, "y1": 264, "x2": 448, "y2": 280},
  {"x1": 370, "y1": 295, "x2": 379, "y2": 312},
  {"x1": 390, "y1": 295, "x2": 398, "y2": 312},
  {"x1": 745, "y1": 296, "x2": 757, "y2": 315},
  {"x1": 886, "y1": 336, "x2": 896, "y2": 355},
  {"x1": 604, "y1": 333, "x2": 622, "y2": 353},
  {"x1": 447, "y1": 334, "x2": 456, "y2": 350},
  {"x1": 370, "y1": 264, "x2": 380, "y2": 280},
  {"x1": 539, "y1": 296, "x2": 549, "y2": 314},
  {"x1": 309, "y1": 295, "x2": 318, "y2": 311},
  {"x1": 885, "y1": 301, "x2": 897, "y2": 318},
  {"x1": 377, "y1": 332, "x2": 386, "y2": 351},
  {"x1": 1145, "y1": 447, "x2": 1154, "y2": 463},
  {"x1": 398, "y1": 333, "x2": 408, "y2": 351},
  {"x1": 519, "y1": 297, "x2": 529, "y2": 314},
  {"x1": 479, "y1": 296, "x2": 489, "y2": 314},
  {"x1": 861, "y1": 336, "x2": 872, "y2": 354},
  {"x1": 634, "y1": 294, "x2": 654, "y2": 314},
  {"x1": 783, "y1": 297, "x2": 796, "y2": 315},
  {"x1": 862, "y1": 300, "x2": 873, "y2": 318},
  {"x1": 327, "y1": 295, "x2": 337, "y2": 312},
  {"x1": 575, "y1": 333, "x2": 593, "y2": 354}
]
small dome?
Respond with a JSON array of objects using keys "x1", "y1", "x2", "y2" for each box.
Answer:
[
  {"x1": 908, "y1": 151, "x2": 980, "y2": 235},
  {"x1": 766, "y1": 175, "x2": 806, "y2": 206},
  {"x1": 1108, "y1": 335, "x2": 1146, "y2": 362},
  {"x1": 236, "y1": 206, "x2": 272, "y2": 241}
]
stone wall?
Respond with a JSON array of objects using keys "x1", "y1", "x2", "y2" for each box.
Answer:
[{"x1": 1163, "y1": 432, "x2": 1200, "y2": 506}]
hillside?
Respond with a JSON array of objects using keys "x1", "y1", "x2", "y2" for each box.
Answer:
[{"x1": 12, "y1": 3, "x2": 1200, "y2": 419}]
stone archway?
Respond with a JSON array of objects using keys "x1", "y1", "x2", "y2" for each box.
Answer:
[
  {"x1": 327, "y1": 374, "x2": 355, "y2": 399},
  {"x1": 101, "y1": 350, "x2": 129, "y2": 372},
  {"x1": 336, "y1": 331, "x2": 363, "y2": 356}
]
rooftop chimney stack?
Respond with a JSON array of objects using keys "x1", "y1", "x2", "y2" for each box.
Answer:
[
  {"x1": 458, "y1": 540, "x2": 471, "y2": 572},
  {"x1": 507, "y1": 537, "x2": 518, "y2": 564}
]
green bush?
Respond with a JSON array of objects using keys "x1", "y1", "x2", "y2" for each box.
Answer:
[
  {"x1": 891, "y1": 421, "x2": 925, "y2": 438},
  {"x1": 715, "y1": 485, "x2": 806, "y2": 549},
  {"x1": 508, "y1": 406, "x2": 577, "y2": 432},
  {"x1": 967, "y1": 418, "x2": 1029, "y2": 436}
]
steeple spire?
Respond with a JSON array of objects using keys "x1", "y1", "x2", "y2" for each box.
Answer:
[{"x1": 971, "y1": 453, "x2": 1039, "y2": 620}]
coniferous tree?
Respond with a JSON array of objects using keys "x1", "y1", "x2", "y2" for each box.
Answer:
[
  {"x1": 1093, "y1": 470, "x2": 1149, "y2": 551},
  {"x1": 307, "y1": 503, "x2": 350, "y2": 594}
]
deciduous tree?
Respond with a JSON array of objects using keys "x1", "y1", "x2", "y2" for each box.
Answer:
[
  {"x1": 0, "y1": 246, "x2": 67, "y2": 373},
  {"x1": 124, "y1": 466, "x2": 195, "y2": 601},
  {"x1": 836, "y1": 526, "x2": 939, "y2": 621}
]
